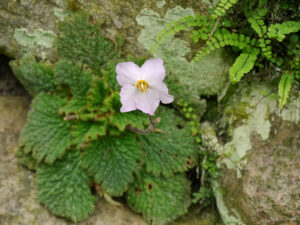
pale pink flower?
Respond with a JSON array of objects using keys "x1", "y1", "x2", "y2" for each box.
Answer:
[{"x1": 116, "y1": 58, "x2": 174, "y2": 115}]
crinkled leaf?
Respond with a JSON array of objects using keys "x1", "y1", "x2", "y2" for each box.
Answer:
[
  {"x1": 19, "y1": 94, "x2": 72, "y2": 164},
  {"x1": 37, "y1": 150, "x2": 96, "y2": 222},
  {"x1": 278, "y1": 73, "x2": 294, "y2": 109},
  {"x1": 10, "y1": 55, "x2": 55, "y2": 96},
  {"x1": 71, "y1": 120, "x2": 107, "y2": 148},
  {"x1": 229, "y1": 50, "x2": 259, "y2": 83},
  {"x1": 110, "y1": 110, "x2": 149, "y2": 131},
  {"x1": 80, "y1": 134, "x2": 142, "y2": 196},
  {"x1": 86, "y1": 77, "x2": 109, "y2": 112},
  {"x1": 139, "y1": 107, "x2": 198, "y2": 177},
  {"x1": 17, "y1": 147, "x2": 39, "y2": 170},
  {"x1": 126, "y1": 171, "x2": 191, "y2": 225},
  {"x1": 56, "y1": 13, "x2": 115, "y2": 71},
  {"x1": 102, "y1": 61, "x2": 120, "y2": 91},
  {"x1": 104, "y1": 92, "x2": 122, "y2": 112},
  {"x1": 54, "y1": 60, "x2": 92, "y2": 115}
]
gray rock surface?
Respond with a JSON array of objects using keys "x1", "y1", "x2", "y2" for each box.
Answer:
[
  {"x1": 0, "y1": 0, "x2": 206, "y2": 60},
  {"x1": 0, "y1": 0, "x2": 228, "y2": 98},
  {"x1": 201, "y1": 83, "x2": 300, "y2": 225}
]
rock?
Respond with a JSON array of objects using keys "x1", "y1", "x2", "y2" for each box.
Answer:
[
  {"x1": 1, "y1": 0, "x2": 229, "y2": 113},
  {"x1": 201, "y1": 82, "x2": 300, "y2": 225},
  {"x1": 0, "y1": 0, "x2": 205, "y2": 60},
  {"x1": 0, "y1": 0, "x2": 60, "y2": 60}
]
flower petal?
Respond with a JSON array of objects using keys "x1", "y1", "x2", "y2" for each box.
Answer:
[
  {"x1": 150, "y1": 82, "x2": 174, "y2": 104},
  {"x1": 141, "y1": 58, "x2": 165, "y2": 84},
  {"x1": 134, "y1": 89, "x2": 160, "y2": 115},
  {"x1": 120, "y1": 85, "x2": 138, "y2": 112},
  {"x1": 116, "y1": 62, "x2": 140, "y2": 86}
]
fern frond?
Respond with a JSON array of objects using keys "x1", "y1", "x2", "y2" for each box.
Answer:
[
  {"x1": 278, "y1": 73, "x2": 294, "y2": 109},
  {"x1": 151, "y1": 15, "x2": 210, "y2": 53},
  {"x1": 267, "y1": 21, "x2": 300, "y2": 42},
  {"x1": 193, "y1": 29, "x2": 254, "y2": 61},
  {"x1": 248, "y1": 14, "x2": 267, "y2": 38},
  {"x1": 246, "y1": 6, "x2": 273, "y2": 59},
  {"x1": 229, "y1": 49, "x2": 259, "y2": 83},
  {"x1": 211, "y1": 0, "x2": 238, "y2": 19}
]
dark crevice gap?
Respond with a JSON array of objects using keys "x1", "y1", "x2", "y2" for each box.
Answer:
[{"x1": 0, "y1": 54, "x2": 30, "y2": 98}]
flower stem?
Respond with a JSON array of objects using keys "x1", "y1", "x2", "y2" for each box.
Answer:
[{"x1": 126, "y1": 115, "x2": 159, "y2": 134}]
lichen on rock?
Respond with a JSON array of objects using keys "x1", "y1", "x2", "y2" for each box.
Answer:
[{"x1": 201, "y1": 82, "x2": 300, "y2": 225}]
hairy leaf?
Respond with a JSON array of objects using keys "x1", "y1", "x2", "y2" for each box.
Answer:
[
  {"x1": 19, "y1": 94, "x2": 72, "y2": 164},
  {"x1": 229, "y1": 50, "x2": 259, "y2": 83},
  {"x1": 102, "y1": 61, "x2": 120, "y2": 91},
  {"x1": 86, "y1": 77, "x2": 109, "y2": 112},
  {"x1": 80, "y1": 134, "x2": 142, "y2": 196},
  {"x1": 278, "y1": 73, "x2": 294, "y2": 109},
  {"x1": 37, "y1": 150, "x2": 96, "y2": 222},
  {"x1": 54, "y1": 60, "x2": 92, "y2": 115},
  {"x1": 126, "y1": 171, "x2": 191, "y2": 225},
  {"x1": 71, "y1": 120, "x2": 107, "y2": 148},
  {"x1": 139, "y1": 107, "x2": 197, "y2": 177},
  {"x1": 110, "y1": 110, "x2": 149, "y2": 131},
  {"x1": 10, "y1": 55, "x2": 55, "y2": 96},
  {"x1": 56, "y1": 13, "x2": 115, "y2": 71},
  {"x1": 17, "y1": 147, "x2": 39, "y2": 170}
]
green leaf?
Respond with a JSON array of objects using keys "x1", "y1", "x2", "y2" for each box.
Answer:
[
  {"x1": 71, "y1": 120, "x2": 107, "y2": 148},
  {"x1": 80, "y1": 134, "x2": 142, "y2": 196},
  {"x1": 212, "y1": 0, "x2": 238, "y2": 18},
  {"x1": 17, "y1": 147, "x2": 39, "y2": 170},
  {"x1": 248, "y1": 17, "x2": 266, "y2": 37},
  {"x1": 54, "y1": 60, "x2": 92, "y2": 115},
  {"x1": 110, "y1": 110, "x2": 149, "y2": 131},
  {"x1": 102, "y1": 61, "x2": 120, "y2": 91},
  {"x1": 86, "y1": 77, "x2": 109, "y2": 112},
  {"x1": 9, "y1": 55, "x2": 55, "y2": 96},
  {"x1": 19, "y1": 94, "x2": 72, "y2": 164},
  {"x1": 56, "y1": 13, "x2": 115, "y2": 71},
  {"x1": 278, "y1": 73, "x2": 294, "y2": 109},
  {"x1": 139, "y1": 107, "x2": 198, "y2": 177},
  {"x1": 126, "y1": 171, "x2": 191, "y2": 225},
  {"x1": 37, "y1": 150, "x2": 96, "y2": 222},
  {"x1": 268, "y1": 21, "x2": 300, "y2": 42},
  {"x1": 229, "y1": 50, "x2": 259, "y2": 83}
]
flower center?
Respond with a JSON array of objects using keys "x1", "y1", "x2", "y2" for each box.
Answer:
[{"x1": 136, "y1": 80, "x2": 149, "y2": 93}]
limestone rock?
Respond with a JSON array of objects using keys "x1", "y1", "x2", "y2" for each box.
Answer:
[
  {"x1": 1, "y1": 0, "x2": 229, "y2": 112},
  {"x1": 201, "y1": 83, "x2": 300, "y2": 225}
]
